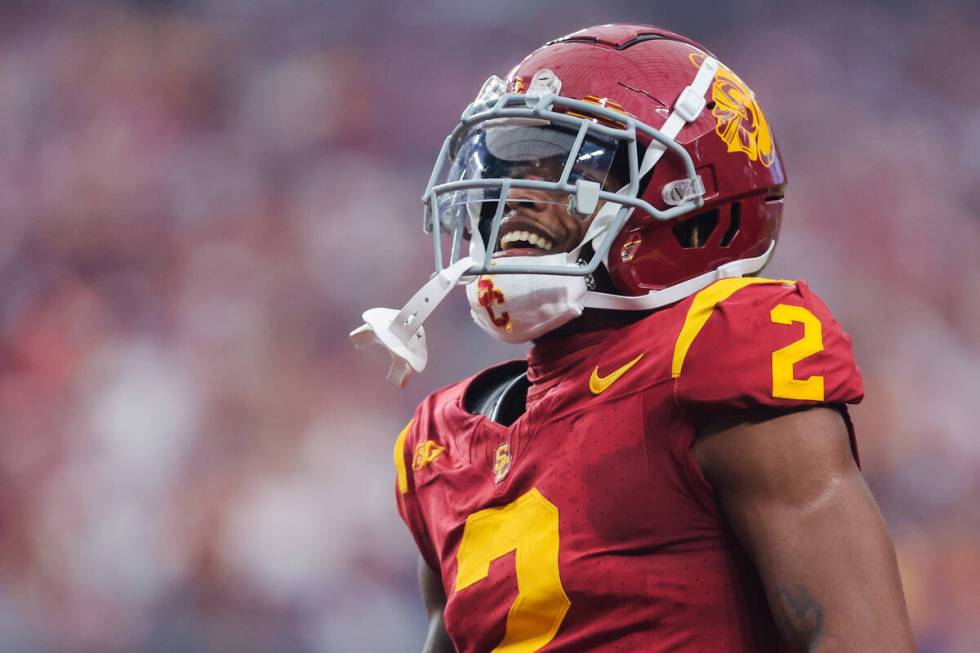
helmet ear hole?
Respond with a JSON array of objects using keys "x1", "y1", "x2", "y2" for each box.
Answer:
[
  {"x1": 719, "y1": 202, "x2": 741, "y2": 247},
  {"x1": 672, "y1": 209, "x2": 719, "y2": 249}
]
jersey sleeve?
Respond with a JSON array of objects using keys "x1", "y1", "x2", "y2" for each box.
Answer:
[
  {"x1": 393, "y1": 415, "x2": 441, "y2": 572},
  {"x1": 672, "y1": 279, "x2": 864, "y2": 416}
]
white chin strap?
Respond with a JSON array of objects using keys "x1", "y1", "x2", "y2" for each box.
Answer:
[
  {"x1": 583, "y1": 241, "x2": 775, "y2": 311},
  {"x1": 349, "y1": 257, "x2": 475, "y2": 387},
  {"x1": 349, "y1": 241, "x2": 773, "y2": 387},
  {"x1": 639, "y1": 55, "x2": 719, "y2": 177}
]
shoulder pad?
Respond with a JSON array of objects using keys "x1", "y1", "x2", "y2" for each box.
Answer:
[{"x1": 672, "y1": 278, "x2": 864, "y2": 414}]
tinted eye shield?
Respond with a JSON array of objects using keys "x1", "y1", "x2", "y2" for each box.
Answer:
[
  {"x1": 442, "y1": 124, "x2": 620, "y2": 251},
  {"x1": 422, "y1": 92, "x2": 705, "y2": 278}
]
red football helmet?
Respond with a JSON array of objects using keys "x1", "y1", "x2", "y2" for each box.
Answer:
[
  {"x1": 352, "y1": 24, "x2": 788, "y2": 385},
  {"x1": 509, "y1": 24, "x2": 786, "y2": 295},
  {"x1": 423, "y1": 23, "x2": 786, "y2": 304}
]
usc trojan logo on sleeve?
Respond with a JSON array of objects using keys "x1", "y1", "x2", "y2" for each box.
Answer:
[
  {"x1": 476, "y1": 277, "x2": 513, "y2": 331},
  {"x1": 413, "y1": 440, "x2": 446, "y2": 471},
  {"x1": 689, "y1": 53, "x2": 775, "y2": 168}
]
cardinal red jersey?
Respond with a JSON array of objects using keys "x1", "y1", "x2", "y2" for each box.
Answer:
[{"x1": 394, "y1": 278, "x2": 863, "y2": 652}]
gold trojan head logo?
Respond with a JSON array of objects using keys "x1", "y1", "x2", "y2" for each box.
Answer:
[{"x1": 689, "y1": 53, "x2": 775, "y2": 168}]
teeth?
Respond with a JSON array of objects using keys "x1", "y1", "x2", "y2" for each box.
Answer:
[{"x1": 500, "y1": 230, "x2": 554, "y2": 251}]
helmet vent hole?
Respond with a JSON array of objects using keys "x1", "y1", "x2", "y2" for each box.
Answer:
[
  {"x1": 719, "y1": 202, "x2": 741, "y2": 247},
  {"x1": 672, "y1": 210, "x2": 719, "y2": 249}
]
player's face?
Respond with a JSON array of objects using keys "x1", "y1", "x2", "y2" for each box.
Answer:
[
  {"x1": 495, "y1": 181, "x2": 608, "y2": 257},
  {"x1": 444, "y1": 123, "x2": 622, "y2": 259}
]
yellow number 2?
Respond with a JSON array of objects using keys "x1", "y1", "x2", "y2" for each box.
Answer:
[
  {"x1": 770, "y1": 304, "x2": 825, "y2": 401},
  {"x1": 455, "y1": 488, "x2": 570, "y2": 653}
]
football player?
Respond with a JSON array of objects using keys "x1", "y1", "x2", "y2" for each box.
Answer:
[{"x1": 352, "y1": 23, "x2": 915, "y2": 652}]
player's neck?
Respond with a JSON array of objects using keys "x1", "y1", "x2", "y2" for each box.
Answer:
[
  {"x1": 531, "y1": 265, "x2": 651, "y2": 347},
  {"x1": 531, "y1": 308, "x2": 651, "y2": 347}
]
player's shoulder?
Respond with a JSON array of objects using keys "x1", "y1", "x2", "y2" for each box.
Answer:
[
  {"x1": 672, "y1": 276, "x2": 840, "y2": 373},
  {"x1": 666, "y1": 277, "x2": 863, "y2": 412},
  {"x1": 394, "y1": 359, "x2": 524, "y2": 486},
  {"x1": 620, "y1": 277, "x2": 838, "y2": 361},
  {"x1": 392, "y1": 374, "x2": 469, "y2": 498}
]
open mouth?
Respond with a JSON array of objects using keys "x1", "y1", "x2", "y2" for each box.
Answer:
[
  {"x1": 500, "y1": 230, "x2": 554, "y2": 251},
  {"x1": 494, "y1": 216, "x2": 559, "y2": 257}
]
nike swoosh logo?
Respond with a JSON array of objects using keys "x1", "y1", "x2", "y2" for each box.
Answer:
[{"x1": 589, "y1": 353, "x2": 644, "y2": 395}]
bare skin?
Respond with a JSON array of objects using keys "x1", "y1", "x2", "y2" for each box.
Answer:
[
  {"x1": 695, "y1": 407, "x2": 915, "y2": 652},
  {"x1": 419, "y1": 559, "x2": 454, "y2": 653},
  {"x1": 495, "y1": 184, "x2": 600, "y2": 256}
]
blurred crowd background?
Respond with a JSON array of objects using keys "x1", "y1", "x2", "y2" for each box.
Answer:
[{"x1": 0, "y1": 0, "x2": 977, "y2": 651}]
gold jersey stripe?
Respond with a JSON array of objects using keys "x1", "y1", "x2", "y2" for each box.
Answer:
[
  {"x1": 671, "y1": 278, "x2": 793, "y2": 378},
  {"x1": 394, "y1": 419, "x2": 414, "y2": 495}
]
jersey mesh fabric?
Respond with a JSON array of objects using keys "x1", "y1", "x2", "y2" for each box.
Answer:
[{"x1": 394, "y1": 279, "x2": 863, "y2": 652}]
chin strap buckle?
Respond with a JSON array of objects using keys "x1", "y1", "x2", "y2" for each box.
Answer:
[
  {"x1": 350, "y1": 308, "x2": 427, "y2": 388},
  {"x1": 568, "y1": 178, "x2": 601, "y2": 217},
  {"x1": 674, "y1": 86, "x2": 708, "y2": 123}
]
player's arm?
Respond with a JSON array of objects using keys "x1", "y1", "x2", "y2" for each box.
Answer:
[
  {"x1": 695, "y1": 407, "x2": 915, "y2": 652},
  {"x1": 419, "y1": 557, "x2": 455, "y2": 653},
  {"x1": 393, "y1": 416, "x2": 454, "y2": 652}
]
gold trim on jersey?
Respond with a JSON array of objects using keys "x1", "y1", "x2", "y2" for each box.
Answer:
[
  {"x1": 394, "y1": 419, "x2": 414, "y2": 494},
  {"x1": 672, "y1": 278, "x2": 793, "y2": 378}
]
